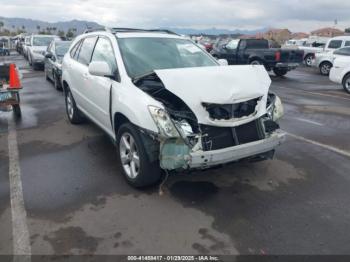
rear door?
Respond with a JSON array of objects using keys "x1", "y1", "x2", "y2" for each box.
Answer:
[
  {"x1": 85, "y1": 36, "x2": 120, "y2": 132},
  {"x1": 70, "y1": 36, "x2": 97, "y2": 113}
]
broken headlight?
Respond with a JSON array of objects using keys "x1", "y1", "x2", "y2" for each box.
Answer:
[
  {"x1": 267, "y1": 95, "x2": 284, "y2": 121},
  {"x1": 148, "y1": 106, "x2": 180, "y2": 138}
]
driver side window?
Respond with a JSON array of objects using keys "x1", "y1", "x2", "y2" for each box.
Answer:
[{"x1": 91, "y1": 37, "x2": 118, "y2": 74}]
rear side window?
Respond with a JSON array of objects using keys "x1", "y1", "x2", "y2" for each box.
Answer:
[
  {"x1": 328, "y1": 40, "x2": 342, "y2": 49},
  {"x1": 70, "y1": 40, "x2": 82, "y2": 60},
  {"x1": 77, "y1": 37, "x2": 97, "y2": 65},
  {"x1": 91, "y1": 37, "x2": 117, "y2": 73},
  {"x1": 345, "y1": 41, "x2": 350, "y2": 47},
  {"x1": 246, "y1": 40, "x2": 269, "y2": 49},
  {"x1": 334, "y1": 47, "x2": 350, "y2": 56}
]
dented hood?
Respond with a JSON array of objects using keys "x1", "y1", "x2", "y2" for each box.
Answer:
[{"x1": 154, "y1": 65, "x2": 271, "y2": 126}]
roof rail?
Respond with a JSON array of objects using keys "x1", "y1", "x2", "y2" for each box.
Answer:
[
  {"x1": 110, "y1": 28, "x2": 178, "y2": 35},
  {"x1": 83, "y1": 27, "x2": 109, "y2": 34}
]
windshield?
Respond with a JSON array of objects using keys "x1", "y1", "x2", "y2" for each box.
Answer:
[
  {"x1": 56, "y1": 42, "x2": 71, "y2": 56},
  {"x1": 118, "y1": 37, "x2": 217, "y2": 78},
  {"x1": 33, "y1": 37, "x2": 56, "y2": 47}
]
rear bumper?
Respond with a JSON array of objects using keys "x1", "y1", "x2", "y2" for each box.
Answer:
[
  {"x1": 189, "y1": 131, "x2": 286, "y2": 169},
  {"x1": 275, "y1": 62, "x2": 300, "y2": 69}
]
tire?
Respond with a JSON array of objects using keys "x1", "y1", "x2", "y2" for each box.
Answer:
[
  {"x1": 65, "y1": 88, "x2": 84, "y2": 124},
  {"x1": 304, "y1": 54, "x2": 313, "y2": 67},
  {"x1": 273, "y1": 68, "x2": 288, "y2": 77},
  {"x1": 116, "y1": 123, "x2": 161, "y2": 188},
  {"x1": 12, "y1": 104, "x2": 21, "y2": 118},
  {"x1": 319, "y1": 62, "x2": 332, "y2": 76},
  {"x1": 250, "y1": 59, "x2": 262, "y2": 65},
  {"x1": 45, "y1": 68, "x2": 50, "y2": 81},
  {"x1": 28, "y1": 55, "x2": 32, "y2": 66},
  {"x1": 54, "y1": 74, "x2": 62, "y2": 91},
  {"x1": 342, "y1": 74, "x2": 350, "y2": 94}
]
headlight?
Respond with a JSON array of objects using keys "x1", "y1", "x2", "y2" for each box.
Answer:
[
  {"x1": 267, "y1": 95, "x2": 284, "y2": 121},
  {"x1": 148, "y1": 106, "x2": 180, "y2": 138}
]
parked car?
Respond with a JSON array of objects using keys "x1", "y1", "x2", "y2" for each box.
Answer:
[
  {"x1": 283, "y1": 37, "x2": 329, "y2": 67},
  {"x1": 329, "y1": 55, "x2": 350, "y2": 93},
  {"x1": 61, "y1": 28, "x2": 285, "y2": 188},
  {"x1": 0, "y1": 45, "x2": 10, "y2": 56},
  {"x1": 27, "y1": 35, "x2": 61, "y2": 70},
  {"x1": 23, "y1": 36, "x2": 31, "y2": 60},
  {"x1": 314, "y1": 47, "x2": 350, "y2": 76},
  {"x1": 44, "y1": 40, "x2": 72, "y2": 90},
  {"x1": 211, "y1": 38, "x2": 304, "y2": 76}
]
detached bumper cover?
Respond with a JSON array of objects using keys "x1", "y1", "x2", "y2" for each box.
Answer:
[{"x1": 189, "y1": 131, "x2": 286, "y2": 169}]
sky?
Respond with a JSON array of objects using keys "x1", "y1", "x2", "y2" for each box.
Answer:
[{"x1": 0, "y1": 0, "x2": 349, "y2": 32}]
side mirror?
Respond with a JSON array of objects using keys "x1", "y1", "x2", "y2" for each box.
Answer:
[
  {"x1": 45, "y1": 53, "x2": 53, "y2": 59},
  {"x1": 88, "y1": 61, "x2": 113, "y2": 77},
  {"x1": 218, "y1": 59, "x2": 228, "y2": 66},
  {"x1": 222, "y1": 44, "x2": 227, "y2": 49}
]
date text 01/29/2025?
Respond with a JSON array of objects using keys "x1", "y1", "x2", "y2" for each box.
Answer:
[{"x1": 127, "y1": 255, "x2": 220, "y2": 261}]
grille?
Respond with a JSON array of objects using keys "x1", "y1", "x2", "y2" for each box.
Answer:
[
  {"x1": 201, "y1": 120, "x2": 263, "y2": 151},
  {"x1": 202, "y1": 97, "x2": 261, "y2": 120}
]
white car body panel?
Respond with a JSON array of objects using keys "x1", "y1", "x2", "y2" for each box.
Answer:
[
  {"x1": 330, "y1": 56, "x2": 350, "y2": 84},
  {"x1": 155, "y1": 65, "x2": 270, "y2": 127}
]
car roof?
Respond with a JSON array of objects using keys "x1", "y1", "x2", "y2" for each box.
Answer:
[{"x1": 329, "y1": 36, "x2": 350, "y2": 41}]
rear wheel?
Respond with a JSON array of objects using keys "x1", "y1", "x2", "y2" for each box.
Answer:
[
  {"x1": 65, "y1": 88, "x2": 84, "y2": 124},
  {"x1": 304, "y1": 54, "x2": 314, "y2": 67},
  {"x1": 342, "y1": 74, "x2": 350, "y2": 94},
  {"x1": 54, "y1": 74, "x2": 61, "y2": 90},
  {"x1": 273, "y1": 68, "x2": 288, "y2": 77},
  {"x1": 116, "y1": 123, "x2": 161, "y2": 188},
  {"x1": 319, "y1": 62, "x2": 332, "y2": 76},
  {"x1": 250, "y1": 59, "x2": 262, "y2": 65}
]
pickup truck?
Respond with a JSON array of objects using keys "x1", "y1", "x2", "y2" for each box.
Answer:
[{"x1": 210, "y1": 39, "x2": 304, "y2": 76}]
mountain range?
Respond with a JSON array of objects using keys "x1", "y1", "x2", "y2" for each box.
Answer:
[{"x1": 0, "y1": 16, "x2": 267, "y2": 36}]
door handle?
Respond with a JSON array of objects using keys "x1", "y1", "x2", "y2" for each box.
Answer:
[{"x1": 83, "y1": 73, "x2": 90, "y2": 80}]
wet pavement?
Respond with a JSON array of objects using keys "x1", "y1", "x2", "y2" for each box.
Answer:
[{"x1": 1, "y1": 53, "x2": 350, "y2": 255}]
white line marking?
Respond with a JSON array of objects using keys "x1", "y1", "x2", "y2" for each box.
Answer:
[
  {"x1": 294, "y1": 117, "x2": 324, "y2": 126},
  {"x1": 8, "y1": 117, "x2": 31, "y2": 258},
  {"x1": 286, "y1": 132, "x2": 350, "y2": 158}
]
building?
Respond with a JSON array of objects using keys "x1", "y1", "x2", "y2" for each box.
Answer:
[
  {"x1": 310, "y1": 27, "x2": 344, "y2": 37},
  {"x1": 291, "y1": 32, "x2": 309, "y2": 39}
]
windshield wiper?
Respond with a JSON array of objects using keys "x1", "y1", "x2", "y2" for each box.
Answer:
[{"x1": 132, "y1": 71, "x2": 156, "y2": 83}]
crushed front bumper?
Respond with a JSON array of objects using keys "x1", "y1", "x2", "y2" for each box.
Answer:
[{"x1": 189, "y1": 131, "x2": 286, "y2": 169}]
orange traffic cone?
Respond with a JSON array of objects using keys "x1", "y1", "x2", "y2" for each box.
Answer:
[{"x1": 9, "y1": 64, "x2": 22, "y2": 89}]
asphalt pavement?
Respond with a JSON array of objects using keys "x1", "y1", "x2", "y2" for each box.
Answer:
[{"x1": 1, "y1": 53, "x2": 350, "y2": 256}]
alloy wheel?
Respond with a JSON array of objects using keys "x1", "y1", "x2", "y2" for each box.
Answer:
[{"x1": 119, "y1": 133, "x2": 140, "y2": 179}]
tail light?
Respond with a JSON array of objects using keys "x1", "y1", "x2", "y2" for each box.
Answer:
[{"x1": 275, "y1": 51, "x2": 281, "y2": 62}]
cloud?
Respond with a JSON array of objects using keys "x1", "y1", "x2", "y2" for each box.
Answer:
[{"x1": 1, "y1": 0, "x2": 349, "y2": 32}]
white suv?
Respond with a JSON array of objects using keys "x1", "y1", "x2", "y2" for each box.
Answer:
[{"x1": 61, "y1": 28, "x2": 285, "y2": 188}]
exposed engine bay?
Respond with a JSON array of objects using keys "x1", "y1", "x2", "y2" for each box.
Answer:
[{"x1": 133, "y1": 69, "x2": 284, "y2": 171}]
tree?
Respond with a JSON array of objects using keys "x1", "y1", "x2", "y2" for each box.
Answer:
[
  {"x1": 37, "y1": 25, "x2": 41, "y2": 33},
  {"x1": 58, "y1": 30, "x2": 65, "y2": 38},
  {"x1": 0, "y1": 21, "x2": 4, "y2": 33},
  {"x1": 66, "y1": 29, "x2": 74, "y2": 39}
]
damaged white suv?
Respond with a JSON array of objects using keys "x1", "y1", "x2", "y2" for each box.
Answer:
[{"x1": 61, "y1": 28, "x2": 286, "y2": 187}]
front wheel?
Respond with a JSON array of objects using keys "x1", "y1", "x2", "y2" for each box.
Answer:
[
  {"x1": 304, "y1": 54, "x2": 313, "y2": 67},
  {"x1": 65, "y1": 88, "x2": 84, "y2": 124},
  {"x1": 342, "y1": 74, "x2": 350, "y2": 94},
  {"x1": 116, "y1": 123, "x2": 161, "y2": 188},
  {"x1": 319, "y1": 62, "x2": 332, "y2": 76},
  {"x1": 273, "y1": 68, "x2": 288, "y2": 77}
]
